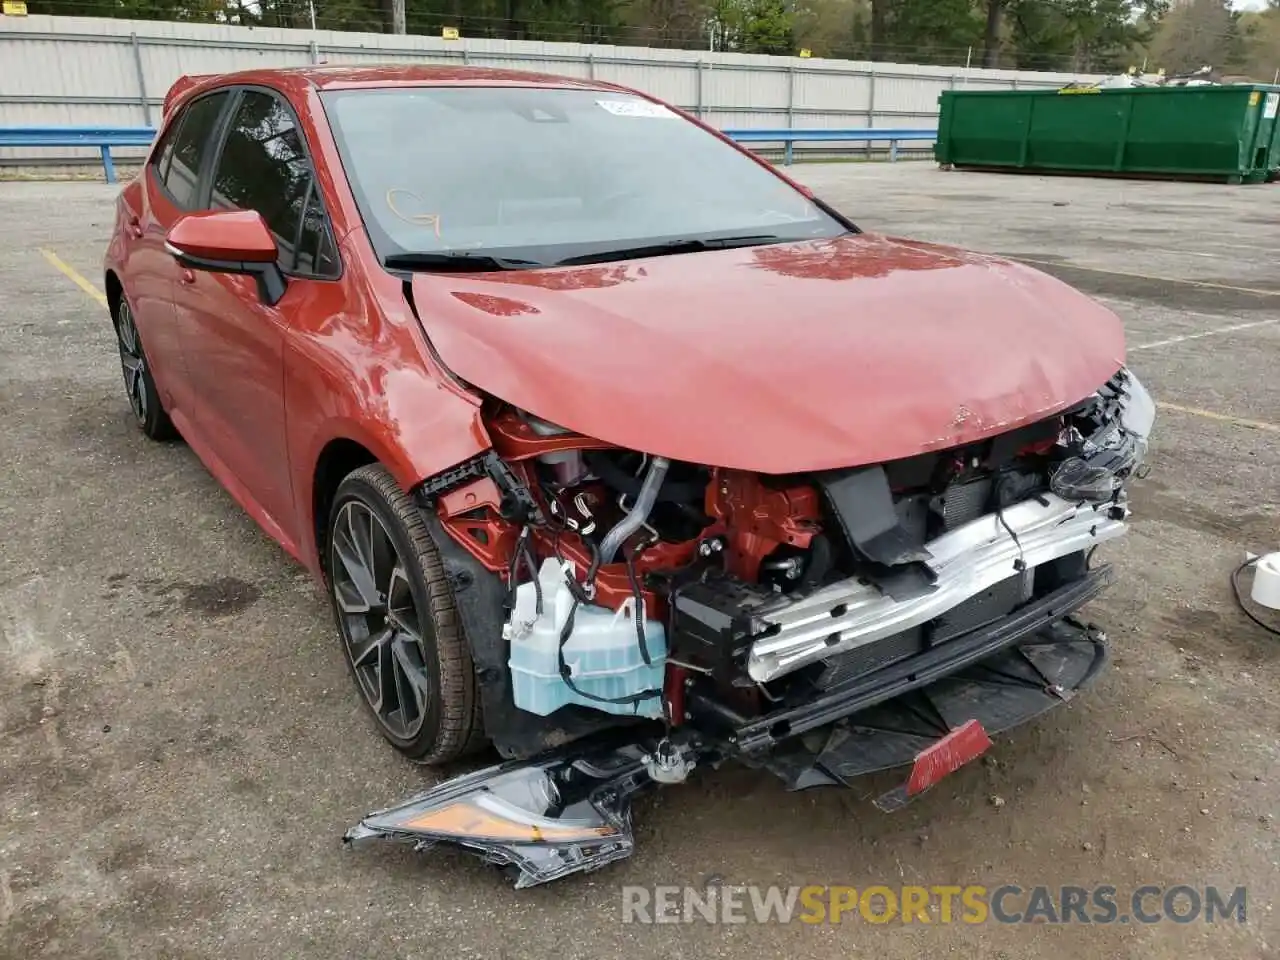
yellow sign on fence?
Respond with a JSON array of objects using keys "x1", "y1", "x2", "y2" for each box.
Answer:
[
  {"x1": 442, "y1": 26, "x2": 460, "y2": 40},
  {"x1": 798, "y1": 48, "x2": 812, "y2": 58},
  {"x1": 2, "y1": 1, "x2": 30, "y2": 15}
]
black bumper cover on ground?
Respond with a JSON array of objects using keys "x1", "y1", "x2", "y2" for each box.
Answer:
[{"x1": 753, "y1": 616, "x2": 1108, "y2": 790}]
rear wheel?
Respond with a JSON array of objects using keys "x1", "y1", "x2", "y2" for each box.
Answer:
[
  {"x1": 327, "y1": 464, "x2": 485, "y2": 763},
  {"x1": 114, "y1": 297, "x2": 175, "y2": 440}
]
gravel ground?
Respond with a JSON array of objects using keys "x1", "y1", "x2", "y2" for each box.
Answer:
[{"x1": 1, "y1": 164, "x2": 1278, "y2": 960}]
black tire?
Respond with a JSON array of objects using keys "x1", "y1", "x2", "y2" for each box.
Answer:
[
  {"x1": 327, "y1": 463, "x2": 485, "y2": 763},
  {"x1": 113, "y1": 295, "x2": 176, "y2": 441}
]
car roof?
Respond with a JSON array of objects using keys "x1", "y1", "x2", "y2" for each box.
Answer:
[
  {"x1": 163, "y1": 64, "x2": 630, "y2": 115},
  {"x1": 205, "y1": 64, "x2": 620, "y2": 93}
]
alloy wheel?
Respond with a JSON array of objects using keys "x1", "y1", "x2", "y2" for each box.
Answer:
[
  {"x1": 115, "y1": 300, "x2": 148, "y2": 423},
  {"x1": 331, "y1": 500, "x2": 433, "y2": 740}
]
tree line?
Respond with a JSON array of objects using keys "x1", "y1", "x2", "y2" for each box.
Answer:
[{"x1": 23, "y1": 0, "x2": 1280, "y2": 77}]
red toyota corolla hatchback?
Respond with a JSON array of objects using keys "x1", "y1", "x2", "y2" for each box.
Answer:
[{"x1": 106, "y1": 65, "x2": 1154, "y2": 886}]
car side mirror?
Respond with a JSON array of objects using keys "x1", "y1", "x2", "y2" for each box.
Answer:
[{"x1": 165, "y1": 210, "x2": 287, "y2": 305}]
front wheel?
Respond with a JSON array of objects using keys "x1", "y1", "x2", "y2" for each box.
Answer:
[{"x1": 327, "y1": 464, "x2": 485, "y2": 763}]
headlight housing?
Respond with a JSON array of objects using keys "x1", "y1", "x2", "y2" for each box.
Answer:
[
  {"x1": 1049, "y1": 368, "x2": 1154, "y2": 503},
  {"x1": 345, "y1": 745, "x2": 647, "y2": 888}
]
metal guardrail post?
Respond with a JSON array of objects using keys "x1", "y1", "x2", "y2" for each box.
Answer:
[
  {"x1": 100, "y1": 145, "x2": 116, "y2": 183},
  {"x1": 786, "y1": 65, "x2": 795, "y2": 130},
  {"x1": 866, "y1": 69, "x2": 876, "y2": 160},
  {"x1": 129, "y1": 33, "x2": 151, "y2": 127},
  {"x1": 587, "y1": 53, "x2": 595, "y2": 80},
  {"x1": 309, "y1": 40, "x2": 319, "y2": 64},
  {"x1": 694, "y1": 60, "x2": 704, "y2": 118}
]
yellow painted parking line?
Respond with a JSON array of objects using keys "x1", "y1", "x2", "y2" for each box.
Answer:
[
  {"x1": 1157, "y1": 401, "x2": 1280, "y2": 434},
  {"x1": 39, "y1": 247, "x2": 108, "y2": 307},
  {"x1": 1017, "y1": 257, "x2": 1280, "y2": 298}
]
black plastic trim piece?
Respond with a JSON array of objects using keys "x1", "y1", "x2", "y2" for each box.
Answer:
[
  {"x1": 414, "y1": 453, "x2": 488, "y2": 504},
  {"x1": 815, "y1": 464, "x2": 933, "y2": 567},
  {"x1": 168, "y1": 248, "x2": 288, "y2": 305},
  {"x1": 415, "y1": 451, "x2": 545, "y2": 525}
]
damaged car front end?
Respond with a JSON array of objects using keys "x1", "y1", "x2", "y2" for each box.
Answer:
[{"x1": 346, "y1": 367, "x2": 1155, "y2": 886}]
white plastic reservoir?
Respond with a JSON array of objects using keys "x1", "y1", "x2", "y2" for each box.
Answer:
[{"x1": 507, "y1": 558, "x2": 667, "y2": 718}]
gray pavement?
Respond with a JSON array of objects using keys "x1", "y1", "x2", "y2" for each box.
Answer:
[{"x1": 0, "y1": 164, "x2": 1278, "y2": 960}]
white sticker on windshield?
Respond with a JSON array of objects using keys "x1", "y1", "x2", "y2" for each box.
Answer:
[{"x1": 596, "y1": 99, "x2": 676, "y2": 119}]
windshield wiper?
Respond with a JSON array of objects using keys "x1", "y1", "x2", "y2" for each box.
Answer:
[
  {"x1": 555, "y1": 234, "x2": 786, "y2": 267},
  {"x1": 384, "y1": 251, "x2": 543, "y2": 272}
]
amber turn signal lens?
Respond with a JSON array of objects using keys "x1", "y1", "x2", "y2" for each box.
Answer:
[{"x1": 400, "y1": 800, "x2": 619, "y2": 843}]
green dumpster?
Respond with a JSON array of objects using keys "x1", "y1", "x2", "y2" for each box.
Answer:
[
  {"x1": 935, "y1": 84, "x2": 1280, "y2": 183},
  {"x1": 1267, "y1": 89, "x2": 1280, "y2": 180}
]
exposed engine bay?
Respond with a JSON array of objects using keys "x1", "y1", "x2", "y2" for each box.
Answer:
[{"x1": 346, "y1": 367, "x2": 1155, "y2": 886}]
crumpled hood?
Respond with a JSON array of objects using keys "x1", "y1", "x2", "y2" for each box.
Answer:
[{"x1": 410, "y1": 233, "x2": 1126, "y2": 473}]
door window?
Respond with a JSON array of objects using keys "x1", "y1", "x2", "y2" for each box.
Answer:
[
  {"x1": 210, "y1": 90, "x2": 339, "y2": 277},
  {"x1": 160, "y1": 91, "x2": 231, "y2": 210},
  {"x1": 150, "y1": 120, "x2": 179, "y2": 183}
]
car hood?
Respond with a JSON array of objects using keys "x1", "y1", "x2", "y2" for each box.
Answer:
[{"x1": 409, "y1": 233, "x2": 1126, "y2": 473}]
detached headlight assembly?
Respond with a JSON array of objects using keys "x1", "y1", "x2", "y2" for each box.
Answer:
[
  {"x1": 390, "y1": 768, "x2": 621, "y2": 844},
  {"x1": 1050, "y1": 369, "x2": 1155, "y2": 503},
  {"x1": 345, "y1": 746, "x2": 647, "y2": 888}
]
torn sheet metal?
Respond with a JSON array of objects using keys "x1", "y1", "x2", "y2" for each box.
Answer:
[{"x1": 344, "y1": 739, "x2": 658, "y2": 888}]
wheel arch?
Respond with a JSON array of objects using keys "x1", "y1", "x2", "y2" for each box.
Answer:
[
  {"x1": 104, "y1": 270, "x2": 123, "y2": 319},
  {"x1": 296, "y1": 396, "x2": 493, "y2": 577},
  {"x1": 311, "y1": 436, "x2": 380, "y2": 578}
]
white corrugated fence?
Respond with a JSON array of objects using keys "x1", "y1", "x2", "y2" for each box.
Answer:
[{"x1": 0, "y1": 13, "x2": 1102, "y2": 169}]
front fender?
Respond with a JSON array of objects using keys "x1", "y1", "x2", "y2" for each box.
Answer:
[
  {"x1": 289, "y1": 372, "x2": 490, "y2": 573},
  {"x1": 285, "y1": 244, "x2": 491, "y2": 573}
]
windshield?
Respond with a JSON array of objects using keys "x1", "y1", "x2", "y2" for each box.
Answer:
[{"x1": 321, "y1": 86, "x2": 846, "y2": 268}]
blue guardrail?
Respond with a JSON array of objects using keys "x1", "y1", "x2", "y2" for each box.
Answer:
[{"x1": 0, "y1": 125, "x2": 937, "y2": 182}]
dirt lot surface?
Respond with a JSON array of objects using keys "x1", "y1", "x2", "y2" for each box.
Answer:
[{"x1": 1, "y1": 164, "x2": 1278, "y2": 960}]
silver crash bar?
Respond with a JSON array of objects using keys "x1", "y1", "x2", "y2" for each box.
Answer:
[{"x1": 746, "y1": 493, "x2": 1127, "y2": 682}]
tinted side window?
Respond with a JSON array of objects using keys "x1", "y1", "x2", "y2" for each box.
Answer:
[
  {"x1": 210, "y1": 90, "x2": 337, "y2": 276},
  {"x1": 150, "y1": 118, "x2": 180, "y2": 182},
  {"x1": 294, "y1": 186, "x2": 341, "y2": 276},
  {"x1": 163, "y1": 92, "x2": 230, "y2": 209}
]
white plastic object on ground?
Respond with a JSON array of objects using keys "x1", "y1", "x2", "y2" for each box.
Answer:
[{"x1": 1250, "y1": 552, "x2": 1280, "y2": 611}]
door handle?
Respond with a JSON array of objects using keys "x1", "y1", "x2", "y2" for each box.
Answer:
[
  {"x1": 179, "y1": 268, "x2": 196, "y2": 285},
  {"x1": 128, "y1": 215, "x2": 144, "y2": 239}
]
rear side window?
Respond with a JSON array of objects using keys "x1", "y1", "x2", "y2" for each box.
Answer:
[
  {"x1": 161, "y1": 91, "x2": 230, "y2": 210},
  {"x1": 210, "y1": 89, "x2": 339, "y2": 277}
]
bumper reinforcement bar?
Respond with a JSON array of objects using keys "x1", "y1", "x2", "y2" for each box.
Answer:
[{"x1": 700, "y1": 565, "x2": 1112, "y2": 754}]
